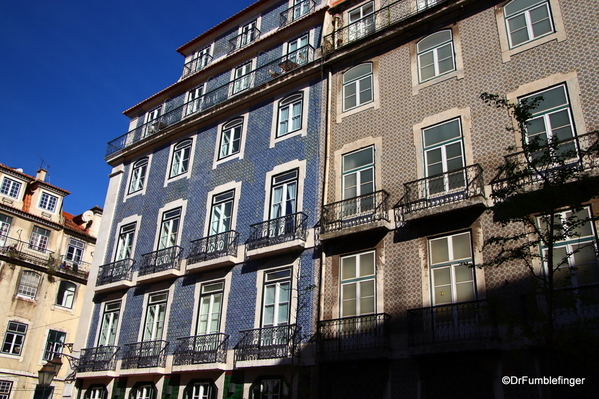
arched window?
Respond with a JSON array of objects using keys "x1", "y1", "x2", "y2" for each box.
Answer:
[
  {"x1": 17, "y1": 270, "x2": 41, "y2": 299},
  {"x1": 417, "y1": 30, "x2": 455, "y2": 82},
  {"x1": 504, "y1": 0, "x2": 554, "y2": 48},
  {"x1": 129, "y1": 158, "x2": 149, "y2": 194},
  {"x1": 342, "y1": 63, "x2": 373, "y2": 111},
  {"x1": 56, "y1": 281, "x2": 76, "y2": 308},
  {"x1": 277, "y1": 93, "x2": 303, "y2": 137},
  {"x1": 170, "y1": 139, "x2": 192, "y2": 178},
  {"x1": 218, "y1": 119, "x2": 243, "y2": 160}
]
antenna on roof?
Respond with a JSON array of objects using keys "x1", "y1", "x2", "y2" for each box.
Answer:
[{"x1": 36, "y1": 153, "x2": 50, "y2": 170}]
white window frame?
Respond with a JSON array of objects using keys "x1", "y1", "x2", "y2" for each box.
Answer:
[
  {"x1": 132, "y1": 385, "x2": 156, "y2": 399},
  {"x1": 128, "y1": 158, "x2": 149, "y2": 195},
  {"x1": 185, "y1": 85, "x2": 205, "y2": 117},
  {"x1": 340, "y1": 251, "x2": 376, "y2": 318},
  {"x1": 504, "y1": 0, "x2": 554, "y2": 49},
  {"x1": 203, "y1": 182, "x2": 242, "y2": 238},
  {"x1": 214, "y1": 115, "x2": 248, "y2": 167},
  {"x1": 168, "y1": 139, "x2": 193, "y2": 180},
  {"x1": 262, "y1": 268, "x2": 292, "y2": 328},
  {"x1": 0, "y1": 380, "x2": 13, "y2": 399},
  {"x1": 142, "y1": 106, "x2": 163, "y2": 138},
  {"x1": 417, "y1": 30, "x2": 455, "y2": 83},
  {"x1": 17, "y1": 270, "x2": 41, "y2": 299},
  {"x1": 342, "y1": 63, "x2": 373, "y2": 112},
  {"x1": 342, "y1": 146, "x2": 375, "y2": 216},
  {"x1": 239, "y1": 19, "x2": 259, "y2": 47},
  {"x1": 141, "y1": 292, "x2": 169, "y2": 342},
  {"x1": 38, "y1": 192, "x2": 59, "y2": 213},
  {"x1": 0, "y1": 177, "x2": 22, "y2": 199},
  {"x1": 277, "y1": 93, "x2": 303, "y2": 138},
  {"x1": 270, "y1": 88, "x2": 309, "y2": 147},
  {"x1": 270, "y1": 170, "x2": 298, "y2": 221},
  {"x1": 291, "y1": 0, "x2": 311, "y2": 21},
  {"x1": 196, "y1": 281, "x2": 224, "y2": 335},
  {"x1": 187, "y1": 382, "x2": 213, "y2": 399},
  {"x1": 286, "y1": 34, "x2": 309, "y2": 66},
  {"x1": 157, "y1": 208, "x2": 182, "y2": 250},
  {"x1": 97, "y1": 300, "x2": 121, "y2": 346},
  {"x1": 66, "y1": 238, "x2": 85, "y2": 263},
  {"x1": 1, "y1": 322, "x2": 27, "y2": 356},
  {"x1": 347, "y1": 2, "x2": 375, "y2": 42},
  {"x1": 56, "y1": 281, "x2": 76, "y2": 309},
  {"x1": 262, "y1": 160, "x2": 306, "y2": 223},
  {"x1": 0, "y1": 214, "x2": 12, "y2": 247},
  {"x1": 231, "y1": 61, "x2": 254, "y2": 95},
  {"x1": 114, "y1": 222, "x2": 137, "y2": 261},
  {"x1": 209, "y1": 190, "x2": 235, "y2": 236},
  {"x1": 218, "y1": 119, "x2": 243, "y2": 161},
  {"x1": 43, "y1": 329, "x2": 66, "y2": 360},
  {"x1": 189, "y1": 46, "x2": 212, "y2": 74},
  {"x1": 29, "y1": 226, "x2": 50, "y2": 252}
]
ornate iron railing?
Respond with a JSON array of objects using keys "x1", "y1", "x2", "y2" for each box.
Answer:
[
  {"x1": 323, "y1": 0, "x2": 450, "y2": 54},
  {"x1": 235, "y1": 324, "x2": 300, "y2": 361},
  {"x1": 280, "y1": 0, "x2": 315, "y2": 27},
  {"x1": 407, "y1": 299, "x2": 497, "y2": 346},
  {"x1": 317, "y1": 313, "x2": 390, "y2": 354},
  {"x1": 527, "y1": 284, "x2": 599, "y2": 328},
  {"x1": 182, "y1": 54, "x2": 214, "y2": 78},
  {"x1": 395, "y1": 164, "x2": 484, "y2": 217},
  {"x1": 106, "y1": 45, "x2": 316, "y2": 157},
  {"x1": 491, "y1": 131, "x2": 599, "y2": 196},
  {"x1": 247, "y1": 212, "x2": 308, "y2": 251},
  {"x1": 96, "y1": 258, "x2": 135, "y2": 286},
  {"x1": 229, "y1": 27, "x2": 262, "y2": 53},
  {"x1": 77, "y1": 346, "x2": 119, "y2": 372},
  {"x1": 58, "y1": 255, "x2": 91, "y2": 278},
  {"x1": 173, "y1": 333, "x2": 229, "y2": 365},
  {"x1": 321, "y1": 190, "x2": 389, "y2": 234},
  {"x1": 187, "y1": 231, "x2": 240, "y2": 265},
  {"x1": 121, "y1": 340, "x2": 168, "y2": 369},
  {"x1": 138, "y1": 246, "x2": 183, "y2": 276},
  {"x1": 0, "y1": 235, "x2": 55, "y2": 267}
]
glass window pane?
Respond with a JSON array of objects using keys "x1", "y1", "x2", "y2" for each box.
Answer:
[
  {"x1": 433, "y1": 267, "x2": 451, "y2": 286},
  {"x1": 417, "y1": 30, "x2": 451, "y2": 52},
  {"x1": 341, "y1": 256, "x2": 356, "y2": 280},
  {"x1": 456, "y1": 282, "x2": 475, "y2": 302},
  {"x1": 430, "y1": 238, "x2": 449, "y2": 264},
  {"x1": 452, "y1": 233, "x2": 472, "y2": 260},
  {"x1": 343, "y1": 147, "x2": 373, "y2": 172},
  {"x1": 359, "y1": 252, "x2": 375, "y2": 276},
  {"x1": 424, "y1": 119, "x2": 461, "y2": 147},
  {"x1": 454, "y1": 264, "x2": 473, "y2": 283},
  {"x1": 343, "y1": 64, "x2": 372, "y2": 83}
]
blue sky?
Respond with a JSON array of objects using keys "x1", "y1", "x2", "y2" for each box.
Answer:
[{"x1": 0, "y1": 0, "x2": 254, "y2": 215}]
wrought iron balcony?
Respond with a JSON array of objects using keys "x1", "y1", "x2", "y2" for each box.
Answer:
[
  {"x1": 138, "y1": 246, "x2": 183, "y2": 276},
  {"x1": 182, "y1": 54, "x2": 213, "y2": 78},
  {"x1": 321, "y1": 190, "x2": 389, "y2": 234},
  {"x1": 187, "y1": 231, "x2": 240, "y2": 265},
  {"x1": 121, "y1": 340, "x2": 168, "y2": 369},
  {"x1": 0, "y1": 235, "x2": 55, "y2": 268},
  {"x1": 77, "y1": 346, "x2": 119, "y2": 372},
  {"x1": 228, "y1": 27, "x2": 261, "y2": 53},
  {"x1": 106, "y1": 45, "x2": 317, "y2": 157},
  {"x1": 58, "y1": 255, "x2": 91, "y2": 278},
  {"x1": 395, "y1": 164, "x2": 484, "y2": 218},
  {"x1": 173, "y1": 333, "x2": 229, "y2": 365},
  {"x1": 323, "y1": 0, "x2": 450, "y2": 54},
  {"x1": 407, "y1": 299, "x2": 498, "y2": 346},
  {"x1": 96, "y1": 259, "x2": 135, "y2": 286},
  {"x1": 247, "y1": 212, "x2": 308, "y2": 251},
  {"x1": 491, "y1": 131, "x2": 599, "y2": 196},
  {"x1": 526, "y1": 284, "x2": 599, "y2": 328},
  {"x1": 280, "y1": 0, "x2": 315, "y2": 27},
  {"x1": 317, "y1": 313, "x2": 390, "y2": 354},
  {"x1": 235, "y1": 324, "x2": 300, "y2": 362}
]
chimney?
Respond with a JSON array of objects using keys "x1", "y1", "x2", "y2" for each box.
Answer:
[{"x1": 36, "y1": 169, "x2": 47, "y2": 182}]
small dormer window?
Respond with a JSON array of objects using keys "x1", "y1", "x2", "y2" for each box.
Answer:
[
  {"x1": 1, "y1": 177, "x2": 22, "y2": 199},
  {"x1": 39, "y1": 192, "x2": 58, "y2": 212}
]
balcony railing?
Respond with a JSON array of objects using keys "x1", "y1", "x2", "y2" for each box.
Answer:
[
  {"x1": 235, "y1": 324, "x2": 300, "y2": 362},
  {"x1": 138, "y1": 246, "x2": 183, "y2": 276},
  {"x1": 58, "y1": 255, "x2": 91, "y2": 278},
  {"x1": 106, "y1": 45, "x2": 317, "y2": 157},
  {"x1": 121, "y1": 340, "x2": 168, "y2": 369},
  {"x1": 396, "y1": 164, "x2": 484, "y2": 217},
  {"x1": 96, "y1": 258, "x2": 135, "y2": 286},
  {"x1": 321, "y1": 190, "x2": 389, "y2": 234},
  {"x1": 527, "y1": 284, "x2": 599, "y2": 328},
  {"x1": 182, "y1": 54, "x2": 214, "y2": 78},
  {"x1": 187, "y1": 231, "x2": 240, "y2": 265},
  {"x1": 247, "y1": 212, "x2": 308, "y2": 251},
  {"x1": 323, "y1": 0, "x2": 450, "y2": 54},
  {"x1": 228, "y1": 27, "x2": 262, "y2": 53},
  {"x1": 173, "y1": 333, "x2": 229, "y2": 365},
  {"x1": 280, "y1": 0, "x2": 315, "y2": 27},
  {"x1": 407, "y1": 299, "x2": 498, "y2": 346},
  {"x1": 491, "y1": 131, "x2": 599, "y2": 196},
  {"x1": 77, "y1": 346, "x2": 119, "y2": 372},
  {"x1": 317, "y1": 313, "x2": 390, "y2": 354},
  {"x1": 0, "y1": 235, "x2": 56, "y2": 267}
]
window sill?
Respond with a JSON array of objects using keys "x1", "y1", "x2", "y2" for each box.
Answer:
[{"x1": 412, "y1": 69, "x2": 463, "y2": 95}]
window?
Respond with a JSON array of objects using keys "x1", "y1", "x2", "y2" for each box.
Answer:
[
  {"x1": 98, "y1": 301, "x2": 121, "y2": 346},
  {"x1": 342, "y1": 147, "x2": 375, "y2": 213},
  {"x1": 17, "y1": 270, "x2": 41, "y2": 299},
  {"x1": 520, "y1": 84, "x2": 575, "y2": 157},
  {"x1": 0, "y1": 214, "x2": 12, "y2": 247},
  {"x1": 340, "y1": 251, "x2": 376, "y2": 317},
  {"x1": 29, "y1": 226, "x2": 50, "y2": 252},
  {"x1": 270, "y1": 170, "x2": 298, "y2": 220},
  {"x1": 186, "y1": 382, "x2": 214, "y2": 399},
  {"x1": 185, "y1": 85, "x2": 204, "y2": 116},
  {"x1": 1, "y1": 178, "x2": 21, "y2": 199},
  {"x1": 143, "y1": 292, "x2": 168, "y2": 341},
  {"x1": 43, "y1": 330, "x2": 66, "y2": 360},
  {"x1": 158, "y1": 208, "x2": 181, "y2": 250},
  {"x1": 131, "y1": 385, "x2": 156, "y2": 399},
  {"x1": 197, "y1": 282, "x2": 224, "y2": 335},
  {"x1": 56, "y1": 281, "x2": 76, "y2": 308},
  {"x1": 169, "y1": 139, "x2": 192, "y2": 178},
  {"x1": 423, "y1": 118, "x2": 465, "y2": 195},
  {"x1": 218, "y1": 119, "x2": 243, "y2": 160},
  {"x1": 293, "y1": 0, "x2": 310, "y2": 20},
  {"x1": 417, "y1": 30, "x2": 455, "y2": 82},
  {"x1": 209, "y1": 191, "x2": 234, "y2": 236},
  {"x1": 190, "y1": 47, "x2": 211, "y2": 73},
  {"x1": 233, "y1": 62, "x2": 252, "y2": 94},
  {"x1": 66, "y1": 238, "x2": 85, "y2": 264},
  {"x1": 85, "y1": 386, "x2": 107, "y2": 399},
  {"x1": 0, "y1": 381, "x2": 13, "y2": 399},
  {"x1": 128, "y1": 158, "x2": 148, "y2": 194},
  {"x1": 342, "y1": 64, "x2": 373, "y2": 111},
  {"x1": 240, "y1": 20, "x2": 258, "y2": 47},
  {"x1": 429, "y1": 232, "x2": 475, "y2": 305},
  {"x1": 143, "y1": 107, "x2": 162, "y2": 137},
  {"x1": 262, "y1": 269, "x2": 291, "y2": 327},
  {"x1": 348, "y1": 2, "x2": 374, "y2": 42},
  {"x1": 539, "y1": 208, "x2": 599, "y2": 288},
  {"x1": 504, "y1": 0, "x2": 554, "y2": 48},
  {"x1": 417, "y1": 0, "x2": 439, "y2": 10},
  {"x1": 38, "y1": 192, "x2": 58, "y2": 212},
  {"x1": 2, "y1": 322, "x2": 27, "y2": 355},
  {"x1": 115, "y1": 223, "x2": 136, "y2": 261},
  {"x1": 277, "y1": 94, "x2": 303, "y2": 137},
  {"x1": 286, "y1": 35, "x2": 309, "y2": 66},
  {"x1": 250, "y1": 378, "x2": 289, "y2": 399}
]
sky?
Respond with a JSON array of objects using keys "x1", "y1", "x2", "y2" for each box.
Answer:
[{"x1": 0, "y1": 0, "x2": 255, "y2": 215}]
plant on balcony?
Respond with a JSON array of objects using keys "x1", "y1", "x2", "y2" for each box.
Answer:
[{"x1": 480, "y1": 92, "x2": 599, "y2": 396}]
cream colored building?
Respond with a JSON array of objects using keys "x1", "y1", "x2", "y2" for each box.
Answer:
[{"x1": 0, "y1": 163, "x2": 101, "y2": 399}]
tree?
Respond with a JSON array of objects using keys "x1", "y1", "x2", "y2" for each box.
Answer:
[{"x1": 480, "y1": 92, "x2": 599, "y2": 397}]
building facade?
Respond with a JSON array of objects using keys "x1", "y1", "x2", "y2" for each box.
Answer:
[
  {"x1": 0, "y1": 164, "x2": 101, "y2": 399},
  {"x1": 74, "y1": 1, "x2": 326, "y2": 399}
]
